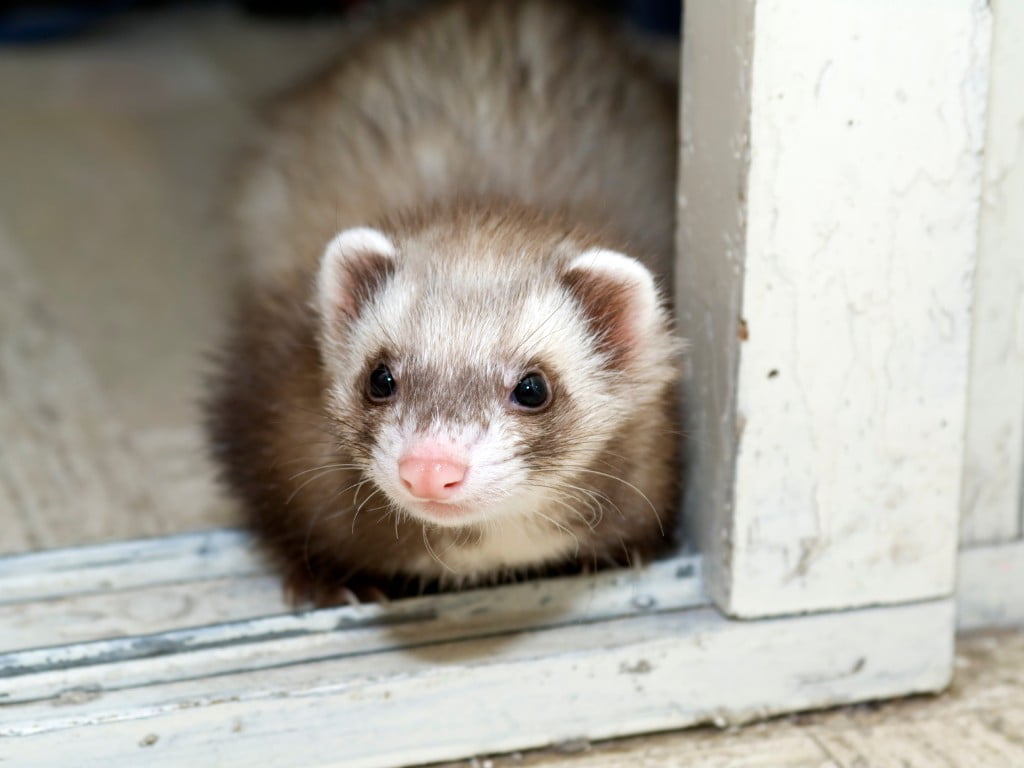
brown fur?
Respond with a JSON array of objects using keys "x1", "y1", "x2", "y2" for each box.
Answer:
[{"x1": 205, "y1": 0, "x2": 680, "y2": 605}]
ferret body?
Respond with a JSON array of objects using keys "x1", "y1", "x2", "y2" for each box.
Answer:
[{"x1": 205, "y1": 0, "x2": 681, "y2": 604}]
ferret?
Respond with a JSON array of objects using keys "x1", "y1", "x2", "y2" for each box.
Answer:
[{"x1": 204, "y1": 0, "x2": 682, "y2": 605}]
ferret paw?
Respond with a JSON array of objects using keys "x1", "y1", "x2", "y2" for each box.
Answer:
[{"x1": 282, "y1": 568, "x2": 391, "y2": 608}]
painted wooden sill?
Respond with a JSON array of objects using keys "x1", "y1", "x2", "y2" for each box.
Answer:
[{"x1": 0, "y1": 530, "x2": 953, "y2": 768}]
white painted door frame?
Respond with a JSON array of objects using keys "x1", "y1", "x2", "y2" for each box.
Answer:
[{"x1": 677, "y1": 0, "x2": 991, "y2": 619}]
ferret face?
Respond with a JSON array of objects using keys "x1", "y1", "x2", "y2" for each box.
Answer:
[{"x1": 315, "y1": 219, "x2": 676, "y2": 536}]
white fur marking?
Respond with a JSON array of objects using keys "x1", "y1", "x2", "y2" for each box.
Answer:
[
  {"x1": 570, "y1": 248, "x2": 659, "y2": 324},
  {"x1": 317, "y1": 227, "x2": 396, "y2": 316},
  {"x1": 443, "y1": 520, "x2": 578, "y2": 573}
]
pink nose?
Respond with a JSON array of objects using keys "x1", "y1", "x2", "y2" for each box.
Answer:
[{"x1": 398, "y1": 456, "x2": 468, "y2": 500}]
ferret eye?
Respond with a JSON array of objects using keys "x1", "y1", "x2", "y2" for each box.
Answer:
[
  {"x1": 511, "y1": 372, "x2": 550, "y2": 410},
  {"x1": 367, "y1": 364, "x2": 397, "y2": 401}
]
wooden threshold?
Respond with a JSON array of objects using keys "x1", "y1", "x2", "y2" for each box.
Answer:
[{"x1": 0, "y1": 531, "x2": 954, "y2": 767}]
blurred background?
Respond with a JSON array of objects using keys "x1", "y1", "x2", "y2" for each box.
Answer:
[{"x1": 0, "y1": 0, "x2": 681, "y2": 44}]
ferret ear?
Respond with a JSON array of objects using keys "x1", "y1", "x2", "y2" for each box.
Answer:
[
  {"x1": 317, "y1": 227, "x2": 397, "y2": 325},
  {"x1": 562, "y1": 248, "x2": 663, "y2": 367}
]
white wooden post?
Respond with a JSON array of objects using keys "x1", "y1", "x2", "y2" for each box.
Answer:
[
  {"x1": 955, "y1": 0, "x2": 1024, "y2": 631},
  {"x1": 678, "y1": 0, "x2": 992, "y2": 618},
  {"x1": 959, "y1": 0, "x2": 1024, "y2": 548}
]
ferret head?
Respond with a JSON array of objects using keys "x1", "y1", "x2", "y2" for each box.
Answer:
[{"x1": 314, "y1": 209, "x2": 678, "y2": 541}]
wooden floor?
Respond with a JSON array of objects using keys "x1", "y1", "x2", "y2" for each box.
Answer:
[
  {"x1": 0, "y1": 5, "x2": 347, "y2": 551},
  {"x1": 1, "y1": 7, "x2": 1021, "y2": 767}
]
